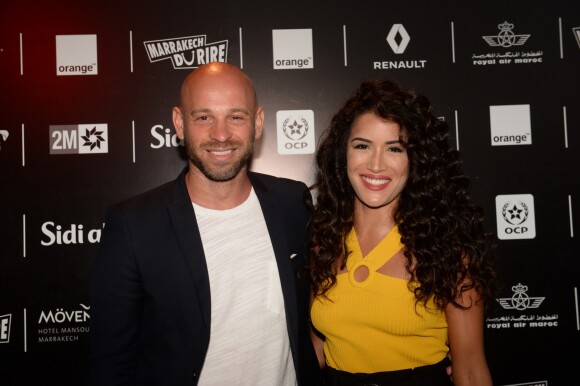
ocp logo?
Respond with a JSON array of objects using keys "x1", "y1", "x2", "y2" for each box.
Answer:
[
  {"x1": 49, "y1": 124, "x2": 108, "y2": 154},
  {"x1": 495, "y1": 194, "x2": 536, "y2": 240},
  {"x1": 386, "y1": 24, "x2": 410, "y2": 54},
  {"x1": 276, "y1": 110, "x2": 315, "y2": 155},
  {"x1": 0, "y1": 314, "x2": 11, "y2": 343}
]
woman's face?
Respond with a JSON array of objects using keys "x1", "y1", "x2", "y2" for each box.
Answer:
[{"x1": 346, "y1": 112, "x2": 409, "y2": 211}]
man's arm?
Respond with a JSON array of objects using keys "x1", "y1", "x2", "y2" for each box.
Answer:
[{"x1": 88, "y1": 206, "x2": 143, "y2": 386}]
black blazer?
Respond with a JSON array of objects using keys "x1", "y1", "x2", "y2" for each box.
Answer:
[{"x1": 88, "y1": 167, "x2": 321, "y2": 385}]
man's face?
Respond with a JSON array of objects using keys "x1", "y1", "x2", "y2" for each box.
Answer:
[{"x1": 173, "y1": 68, "x2": 263, "y2": 182}]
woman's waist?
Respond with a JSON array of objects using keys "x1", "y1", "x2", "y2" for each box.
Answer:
[
  {"x1": 324, "y1": 334, "x2": 449, "y2": 373},
  {"x1": 324, "y1": 357, "x2": 452, "y2": 386}
]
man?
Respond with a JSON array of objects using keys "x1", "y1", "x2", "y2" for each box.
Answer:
[{"x1": 88, "y1": 62, "x2": 321, "y2": 385}]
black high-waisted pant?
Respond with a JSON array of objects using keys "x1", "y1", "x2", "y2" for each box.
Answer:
[{"x1": 324, "y1": 357, "x2": 453, "y2": 386}]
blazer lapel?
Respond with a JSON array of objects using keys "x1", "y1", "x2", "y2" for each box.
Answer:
[{"x1": 167, "y1": 168, "x2": 211, "y2": 331}]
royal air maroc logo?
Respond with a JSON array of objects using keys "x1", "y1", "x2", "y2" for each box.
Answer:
[
  {"x1": 473, "y1": 21, "x2": 542, "y2": 66},
  {"x1": 497, "y1": 283, "x2": 544, "y2": 311},
  {"x1": 482, "y1": 21, "x2": 530, "y2": 48},
  {"x1": 143, "y1": 35, "x2": 228, "y2": 69},
  {"x1": 486, "y1": 283, "x2": 557, "y2": 331}
]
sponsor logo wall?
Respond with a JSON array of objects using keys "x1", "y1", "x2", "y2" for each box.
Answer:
[{"x1": 0, "y1": 1, "x2": 578, "y2": 385}]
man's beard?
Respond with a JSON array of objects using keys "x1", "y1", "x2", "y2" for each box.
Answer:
[{"x1": 185, "y1": 137, "x2": 254, "y2": 182}]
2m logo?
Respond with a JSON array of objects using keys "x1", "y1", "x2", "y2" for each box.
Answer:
[{"x1": 49, "y1": 124, "x2": 108, "y2": 154}]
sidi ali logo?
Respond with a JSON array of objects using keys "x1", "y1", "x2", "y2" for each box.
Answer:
[
  {"x1": 40, "y1": 221, "x2": 104, "y2": 246},
  {"x1": 150, "y1": 125, "x2": 184, "y2": 149}
]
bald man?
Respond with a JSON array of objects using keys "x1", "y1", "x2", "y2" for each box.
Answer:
[{"x1": 88, "y1": 63, "x2": 322, "y2": 385}]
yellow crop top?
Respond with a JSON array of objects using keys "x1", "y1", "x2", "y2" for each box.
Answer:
[{"x1": 310, "y1": 225, "x2": 448, "y2": 373}]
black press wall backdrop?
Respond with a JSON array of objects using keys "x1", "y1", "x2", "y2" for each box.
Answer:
[{"x1": 1, "y1": 1, "x2": 579, "y2": 385}]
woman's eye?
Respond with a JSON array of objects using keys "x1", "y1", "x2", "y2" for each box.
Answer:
[{"x1": 388, "y1": 146, "x2": 404, "y2": 153}]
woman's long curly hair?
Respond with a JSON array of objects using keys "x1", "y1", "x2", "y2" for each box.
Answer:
[{"x1": 309, "y1": 79, "x2": 496, "y2": 311}]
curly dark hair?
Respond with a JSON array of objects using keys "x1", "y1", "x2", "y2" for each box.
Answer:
[{"x1": 309, "y1": 79, "x2": 496, "y2": 311}]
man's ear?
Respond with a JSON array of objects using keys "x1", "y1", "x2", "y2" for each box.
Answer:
[
  {"x1": 173, "y1": 107, "x2": 185, "y2": 140},
  {"x1": 254, "y1": 106, "x2": 264, "y2": 139}
]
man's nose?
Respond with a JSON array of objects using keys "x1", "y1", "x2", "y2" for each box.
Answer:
[{"x1": 209, "y1": 119, "x2": 232, "y2": 142}]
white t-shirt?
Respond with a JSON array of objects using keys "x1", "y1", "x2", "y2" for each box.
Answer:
[{"x1": 194, "y1": 189, "x2": 296, "y2": 385}]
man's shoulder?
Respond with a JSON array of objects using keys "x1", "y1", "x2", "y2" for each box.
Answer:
[
  {"x1": 112, "y1": 175, "x2": 181, "y2": 214},
  {"x1": 248, "y1": 171, "x2": 308, "y2": 191},
  {"x1": 249, "y1": 172, "x2": 313, "y2": 216}
]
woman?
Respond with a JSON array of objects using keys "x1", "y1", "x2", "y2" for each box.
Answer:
[{"x1": 309, "y1": 79, "x2": 496, "y2": 386}]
